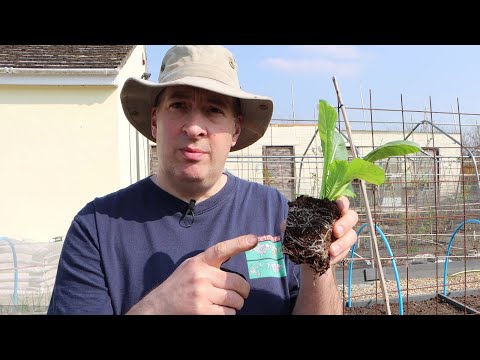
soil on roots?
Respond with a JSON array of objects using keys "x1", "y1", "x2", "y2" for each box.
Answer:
[{"x1": 283, "y1": 196, "x2": 341, "y2": 276}]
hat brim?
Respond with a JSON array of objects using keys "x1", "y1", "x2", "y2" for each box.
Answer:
[{"x1": 120, "y1": 77, "x2": 273, "y2": 152}]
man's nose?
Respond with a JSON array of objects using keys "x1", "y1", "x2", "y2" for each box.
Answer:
[{"x1": 182, "y1": 108, "x2": 207, "y2": 137}]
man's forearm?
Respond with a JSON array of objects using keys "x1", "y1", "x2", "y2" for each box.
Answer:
[{"x1": 292, "y1": 265, "x2": 342, "y2": 315}]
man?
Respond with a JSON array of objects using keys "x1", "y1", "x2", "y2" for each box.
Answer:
[{"x1": 47, "y1": 45, "x2": 358, "y2": 315}]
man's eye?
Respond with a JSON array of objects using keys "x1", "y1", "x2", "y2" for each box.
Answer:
[
  {"x1": 209, "y1": 106, "x2": 223, "y2": 114},
  {"x1": 171, "y1": 102, "x2": 186, "y2": 109}
]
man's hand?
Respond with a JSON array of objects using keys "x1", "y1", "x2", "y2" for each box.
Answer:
[
  {"x1": 127, "y1": 235, "x2": 258, "y2": 315},
  {"x1": 330, "y1": 196, "x2": 358, "y2": 265},
  {"x1": 292, "y1": 196, "x2": 358, "y2": 314}
]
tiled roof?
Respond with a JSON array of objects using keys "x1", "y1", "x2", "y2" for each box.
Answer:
[{"x1": 0, "y1": 45, "x2": 136, "y2": 69}]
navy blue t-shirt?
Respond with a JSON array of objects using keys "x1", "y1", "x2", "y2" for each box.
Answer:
[{"x1": 47, "y1": 172, "x2": 300, "y2": 314}]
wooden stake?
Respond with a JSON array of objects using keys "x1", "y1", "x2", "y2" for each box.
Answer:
[{"x1": 332, "y1": 76, "x2": 392, "y2": 315}]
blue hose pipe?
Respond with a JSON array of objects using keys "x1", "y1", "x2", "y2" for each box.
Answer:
[
  {"x1": 443, "y1": 219, "x2": 480, "y2": 296},
  {"x1": 0, "y1": 237, "x2": 18, "y2": 307},
  {"x1": 347, "y1": 224, "x2": 403, "y2": 315}
]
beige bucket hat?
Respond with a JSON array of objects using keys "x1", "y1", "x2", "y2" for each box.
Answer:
[{"x1": 120, "y1": 45, "x2": 274, "y2": 152}]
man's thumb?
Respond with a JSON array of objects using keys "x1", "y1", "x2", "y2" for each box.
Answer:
[{"x1": 201, "y1": 235, "x2": 258, "y2": 268}]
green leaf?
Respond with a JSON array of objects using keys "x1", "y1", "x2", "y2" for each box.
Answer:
[
  {"x1": 318, "y1": 100, "x2": 339, "y2": 197},
  {"x1": 332, "y1": 130, "x2": 348, "y2": 161},
  {"x1": 343, "y1": 183, "x2": 357, "y2": 198},
  {"x1": 363, "y1": 140, "x2": 422, "y2": 163},
  {"x1": 346, "y1": 158, "x2": 385, "y2": 185},
  {"x1": 325, "y1": 159, "x2": 385, "y2": 200}
]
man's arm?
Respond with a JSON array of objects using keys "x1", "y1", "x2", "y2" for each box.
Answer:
[
  {"x1": 48, "y1": 205, "x2": 113, "y2": 315},
  {"x1": 292, "y1": 265, "x2": 342, "y2": 314},
  {"x1": 292, "y1": 196, "x2": 358, "y2": 315}
]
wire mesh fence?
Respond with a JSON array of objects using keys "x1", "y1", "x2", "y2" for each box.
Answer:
[
  {"x1": 0, "y1": 237, "x2": 62, "y2": 314},
  {"x1": 227, "y1": 98, "x2": 480, "y2": 314}
]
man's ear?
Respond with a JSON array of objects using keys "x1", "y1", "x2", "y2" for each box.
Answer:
[
  {"x1": 151, "y1": 107, "x2": 157, "y2": 140},
  {"x1": 231, "y1": 116, "x2": 242, "y2": 147}
]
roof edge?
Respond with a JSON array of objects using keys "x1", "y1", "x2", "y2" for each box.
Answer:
[{"x1": 0, "y1": 67, "x2": 119, "y2": 75}]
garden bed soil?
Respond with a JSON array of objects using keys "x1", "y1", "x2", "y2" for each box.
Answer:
[{"x1": 343, "y1": 294, "x2": 480, "y2": 315}]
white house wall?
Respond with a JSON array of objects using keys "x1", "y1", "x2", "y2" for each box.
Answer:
[
  {"x1": 0, "y1": 85, "x2": 120, "y2": 241},
  {"x1": 0, "y1": 45, "x2": 148, "y2": 242}
]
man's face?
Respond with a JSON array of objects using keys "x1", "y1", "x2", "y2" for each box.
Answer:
[{"x1": 151, "y1": 85, "x2": 241, "y2": 188}]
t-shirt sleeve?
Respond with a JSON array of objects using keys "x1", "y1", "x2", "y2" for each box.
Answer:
[{"x1": 47, "y1": 203, "x2": 113, "y2": 315}]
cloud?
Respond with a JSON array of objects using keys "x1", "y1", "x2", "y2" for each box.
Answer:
[
  {"x1": 263, "y1": 58, "x2": 359, "y2": 77},
  {"x1": 292, "y1": 45, "x2": 362, "y2": 60},
  {"x1": 262, "y1": 45, "x2": 369, "y2": 77}
]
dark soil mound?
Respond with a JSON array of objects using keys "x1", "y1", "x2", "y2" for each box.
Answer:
[{"x1": 343, "y1": 294, "x2": 480, "y2": 315}]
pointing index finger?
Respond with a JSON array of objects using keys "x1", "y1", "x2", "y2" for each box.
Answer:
[{"x1": 201, "y1": 235, "x2": 258, "y2": 268}]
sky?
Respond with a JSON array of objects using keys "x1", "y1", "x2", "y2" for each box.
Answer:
[{"x1": 145, "y1": 45, "x2": 480, "y2": 127}]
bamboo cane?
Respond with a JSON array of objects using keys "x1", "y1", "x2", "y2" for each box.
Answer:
[{"x1": 332, "y1": 76, "x2": 392, "y2": 315}]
